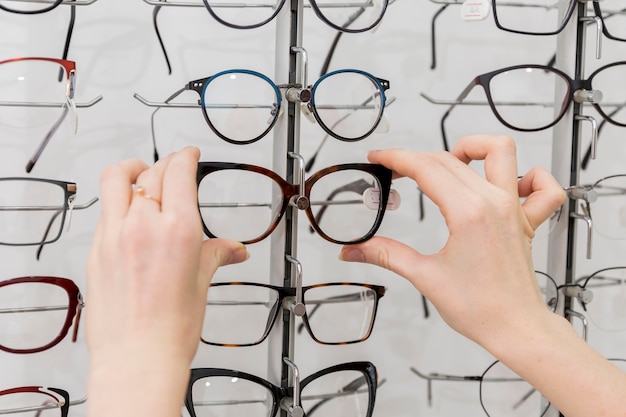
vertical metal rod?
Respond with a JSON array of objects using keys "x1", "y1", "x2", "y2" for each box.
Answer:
[{"x1": 267, "y1": 0, "x2": 304, "y2": 414}]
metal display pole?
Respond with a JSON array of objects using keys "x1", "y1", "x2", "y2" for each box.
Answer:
[{"x1": 267, "y1": 0, "x2": 304, "y2": 412}]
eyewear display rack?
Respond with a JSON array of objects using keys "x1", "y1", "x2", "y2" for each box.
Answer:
[
  {"x1": 549, "y1": 2, "x2": 598, "y2": 417},
  {"x1": 267, "y1": 0, "x2": 310, "y2": 410}
]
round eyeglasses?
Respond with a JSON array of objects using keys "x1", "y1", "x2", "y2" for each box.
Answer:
[
  {"x1": 189, "y1": 68, "x2": 389, "y2": 144},
  {"x1": 201, "y1": 0, "x2": 389, "y2": 32},
  {"x1": 196, "y1": 161, "x2": 392, "y2": 245}
]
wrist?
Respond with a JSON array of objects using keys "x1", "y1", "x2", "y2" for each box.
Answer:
[{"x1": 88, "y1": 343, "x2": 191, "y2": 417}]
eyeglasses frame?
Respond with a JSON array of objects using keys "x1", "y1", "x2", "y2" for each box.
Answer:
[
  {"x1": 203, "y1": 281, "x2": 385, "y2": 346},
  {"x1": 0, "y1": 276, "x2": 83, "y2": 354},
  {"x1": 186, "y1": 361, "x2": 377, "y2": 417},
  {"x1": 196, "y1": 161, "x2": 392, "y2": 245}
]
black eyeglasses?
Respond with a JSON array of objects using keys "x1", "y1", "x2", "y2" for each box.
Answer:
[
  {"x1": 150, "y1": 0, "x2": 389, "y2": 73},
  {"x1": 0, "y1": 276, "x2": 83, "y2": 354},
  {"x1": 427, "y1": 61, "x2": 626, "y2": 151},
  {"x1": 135, "y1": 68, "x2": 389, "y2": 159},
  {"x1": 196, "y1": 161, "x2": 393, "y2": 245},
  {"x1": 202, "y1": 281, "x2": 385, "y2": 346},
  {"x1": 186, "y1": 361, "x2": 378, "y2": 417},
  {"x1": 428, "y1": 0, "x2": 626, "y2": 69},
  {"x1": 0, "y1": 177, "x2": 98, "y2": 259}
]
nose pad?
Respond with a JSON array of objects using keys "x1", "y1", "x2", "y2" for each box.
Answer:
[
  {"x1": 374, "y1": 112, "x2": 390, "y2": 133},
  {"x1": 71, "y1": 295, "x2": 84, "y2": 343},
  {"x1": 301, "y1": 103, "x2": 317, "y2": 124}
]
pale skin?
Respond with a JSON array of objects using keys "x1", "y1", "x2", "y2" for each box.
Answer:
[{"x1": 85, "y1": 136, "x2": 626, "y2": 417}]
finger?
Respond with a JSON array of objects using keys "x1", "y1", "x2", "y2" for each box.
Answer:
[
  {"x1": 198, "y1": 239, "x2": 250, "y2": 284},
  {"x1": 161, "y1": 147, "x2": 201, "y2": 215},
  {"x1": 339, "y1": 236, "x2": 434, "y2": 293},
  {"x1": 451, "y1": 135, "x2": 519, "y2": 196},
  {"x1": 366, "y1": 149, "x2": 481, "y2": 214},
  {"x1": 518, "y1": 167, "x2": 566, "y2": 231},
  {"x1": 99, "y1": 158, "x2": 149, "y2": 223},
  {"x1": 131, "y1": 153, "x2": 176, "y2": 211}
]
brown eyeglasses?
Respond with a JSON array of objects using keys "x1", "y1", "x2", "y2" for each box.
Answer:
[{"x1": 196, "y1": 161, "x2": 393, "y2": 245}]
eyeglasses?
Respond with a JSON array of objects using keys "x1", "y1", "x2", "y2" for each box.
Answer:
[
  {"x1": 428, "y1": 0, "x2": 626, "y2": 70},
  {"x1": 425, "y1": 61, "x2": 626, "y2": 151},
  {"x1": 566, "y1": 174, "x2": 626, "y2": 258},
  {"x1": 0, "y1": 177, "x2": 98, "y2": 259},
  {"x1": 186, "y1": 361, "x2": 377, "y2": 417},
  {"x1": 571, "y1": 267, "x2": 626, "y2": 332},
  {"x1": 0, "y1": 276, "x2": 83, "y2": 354},
  {"x1": 411, "y1": 358, "x2": 626, "y2": 417},
  {"x1": 148, "y1": 0, "x2": 389, "y2": 74},
  {"x1": 196, "y1": 160, "x2": 393, "y2": 245},
  {"x1": 0, "y1": 386, "x2": 87, "y2": 417},
  {"x1": 135, "y1": 68, "x2": 389, "y2": 158},
  {"x1": 0, "y1": 57, "x2": 77, "y2": 172},
  {"x1": 203, "y1": 281, "x2": 385, "y2": 346}
]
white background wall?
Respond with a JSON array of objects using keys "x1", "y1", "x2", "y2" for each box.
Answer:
[{"x1": 1, "y1": 1, "x2": 625, "y2": 416}]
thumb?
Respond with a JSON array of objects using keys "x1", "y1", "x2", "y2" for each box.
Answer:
[
  {"x1": 339, "y1": 237, "x2": 430, "y2": 288},
  {"x1": 199, "y1": 239, "x2": 250, "y2": 279}
]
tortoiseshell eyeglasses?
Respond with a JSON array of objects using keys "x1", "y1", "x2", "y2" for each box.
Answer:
[{"x1": 196, "y1": 161, "x2": 394, "y2": 245}]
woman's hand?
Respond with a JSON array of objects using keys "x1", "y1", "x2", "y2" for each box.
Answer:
[
  {"x1": 339, "y1": 135, "x2": 565, "y2": 349},
  {"x1": 86, "y1": 147, "x2": 248, "y2": 417}
]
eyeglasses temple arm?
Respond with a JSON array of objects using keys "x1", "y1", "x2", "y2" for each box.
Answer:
[
  {"x1": 26, "y1": 104, "x2": 71, "y2": 173},
  {"x1": 58, "y1": 4, "x2": 76, "y2": 82},
  {"x1": 153, "y1": 3, "x2": 172, "y2": 74},
  {"x1": 430, "y1": 5, "x2": 449, "y2": 70}
]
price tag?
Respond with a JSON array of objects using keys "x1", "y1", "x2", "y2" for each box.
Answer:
[
  {"x1": 363, "y1": 188, "x2": 401, "y2": 211},
  {"x1": 461, "y1": 0, "x2": 490, "y2": 21}
]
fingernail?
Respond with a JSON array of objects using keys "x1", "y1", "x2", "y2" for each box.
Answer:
[
  {"x1": 229, "y1": 246, "x2": 250, "y2": 264},
  {"x1": 339, "y1": 247, "x2": 365, "y2": 263}
]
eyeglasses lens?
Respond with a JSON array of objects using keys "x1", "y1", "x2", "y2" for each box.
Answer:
[
  {"x1": 201, "y1": 71, "x2": 280, "y2": 143},
  {"x1": 493, "y1": 0, "x2": 571, "y2": 34},
  {"x1": 308, "y1": 169, "x2": 383, "y2": 243},
  {"x1": 191, "y1": 376, "x2": 274, "y2": 417},
  {"x1": 202, "y1": 284, "x2": 280, "y2": 346},
  {"x1": 0, "y1": 179, "x2": 66, "y2": 246},
  {"x1": 480, "y1": 361, "x2": 549, "y2": 417},
  {"x1": 0, "y1": 59, "x2": 69, "y2": 134},
  {"x1": 590, "y1": 63, "x2": 626, "y2": 126},
  {"x1": 0, "y1": 281, "x2": 69, "y2": 352},
  {"x1": 591, "y1": 175, "x2": 626, "y2": 240},
  {"x1": 0, "y1": 390, "x2": 62, "y2": 417},
  {"x1": 312, "y1": 0, "x2": 385, "y2": 32},
  {"x1": 487, "y1": 67, "x2": 569, "y2": 131},
  {"x1": 203, "y1": 0, "x2": 283, "y2": 29},
  {"x1": 304, "y1": 285, "x2": 377, "y2": 343},
  {"x1": 198, "y1": 168, "x2": 281, "y2": 243},
  {"x1": 583, "y1": 268, "x2": 626, "y2": 332},
  {"x1": 312, "y1": 71, "x2": 384, "y2": 141},
  {"x1": 300, "y1": 368, "x2": 371, "y2": 417}
]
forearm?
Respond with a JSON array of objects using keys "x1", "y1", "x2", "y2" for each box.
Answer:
[
  {"x1": 484, "y1": 310, "x2": 626, "y2": 417},
  {"x1": 87, "y1": 345, "x2": 190, "y2": 417}
]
